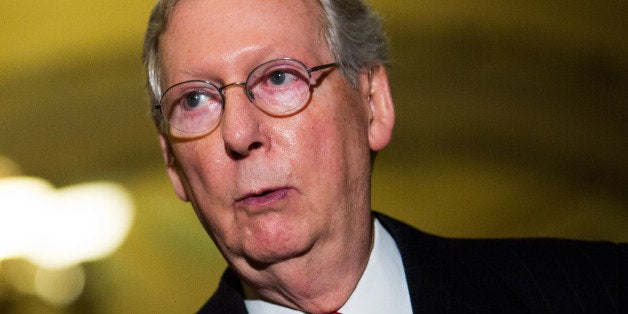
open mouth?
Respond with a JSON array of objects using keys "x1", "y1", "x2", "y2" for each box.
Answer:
[{"x1": 236, "y1": 188, "x2": 290, "y2": 207}]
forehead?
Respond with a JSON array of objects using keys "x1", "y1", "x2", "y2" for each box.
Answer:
[{"x1": 159, "y1": 0, "x2": 330, "y2": 83}]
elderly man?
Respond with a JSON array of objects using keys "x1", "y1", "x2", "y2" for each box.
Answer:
[{"x1": 143, "y1": 0, "x2": 626, "y2": 313}]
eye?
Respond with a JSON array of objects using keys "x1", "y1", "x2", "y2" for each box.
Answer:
[
  {"x1": 267, "y1": 70, "x2": 298, "y2": 86},
  {"x1": 184, "y1": 91, "x2": 211, "y2": 109}
]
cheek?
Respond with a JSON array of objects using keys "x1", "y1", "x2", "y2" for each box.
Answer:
[
  {"x1": 172, "y1": 140, "x2": 238, "y2": 242},
  {"x1": 173, "y1": 139, "x2": 229, "y2": 199},
  {"x1": 295, "y1": 101, "x2": 370, "y2": 182},
  {"x1": 312, "y1": 93, "x2": 370, "y2": 156},
  {"x1": 291, "y1": 113, "x2": 338, "y2": 157}
]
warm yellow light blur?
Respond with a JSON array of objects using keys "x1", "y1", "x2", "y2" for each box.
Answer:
[
  {"x1": 0, "y1": 176, "x2": 134, "y2": 269},
  {"x1": 35, "y1": 265, "x2": 86, "y2": 306},
  {"x1": 0, "y1": 176, "x2": 135, "y2": 306}
]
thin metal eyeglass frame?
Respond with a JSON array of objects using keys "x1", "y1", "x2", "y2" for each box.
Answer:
[{"x1": 153, "y1": 59, "x2": 338, "y2": 128}]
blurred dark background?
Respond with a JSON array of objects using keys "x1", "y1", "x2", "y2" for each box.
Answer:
[{"x1": 1, "y1": 1, "x2": 626, "y2": 312}]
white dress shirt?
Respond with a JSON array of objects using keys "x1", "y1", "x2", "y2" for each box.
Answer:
[{"x1": 244, "y1": 218, "x2": 413, "y2": 313}]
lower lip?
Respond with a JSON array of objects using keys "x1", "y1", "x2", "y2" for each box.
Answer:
[{"x1": 239, "y1": 188, "x2": 290, "y2": 208}]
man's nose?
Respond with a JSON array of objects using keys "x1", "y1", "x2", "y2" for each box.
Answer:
[{"x1": 220, "y1": 86, "x2": 266, "y2": 159}]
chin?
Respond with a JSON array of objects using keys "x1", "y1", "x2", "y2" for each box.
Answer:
[
  {"x1": 243, "y1": 244, "x2": 310, "y2": 268},
  {"x1": 239, "y1": 215, "x2": 315, "y2": 267}
]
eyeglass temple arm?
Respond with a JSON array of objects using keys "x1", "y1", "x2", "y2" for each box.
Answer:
[{"x1": 308, "y1": 63, "x2": 337, "y2": 74}]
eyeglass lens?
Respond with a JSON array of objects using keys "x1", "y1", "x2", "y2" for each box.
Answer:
[{"x1": 159, "y1": 59, "x2": 319, "y2": 137}]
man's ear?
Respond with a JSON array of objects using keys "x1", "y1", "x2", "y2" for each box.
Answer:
[
  {"x1": 159, "y1": 135, "x2": 189, "y2": 201},
  {"x1": 364, "y1": 64, "x2": 395, "y2": 151}
]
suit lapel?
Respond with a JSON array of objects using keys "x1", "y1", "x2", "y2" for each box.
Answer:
[
  {"x1": 197, "y1": 268, "x2": 248, "y2": 314},
  {"x1": 375, "y1": 212, "x2": 529, "y2": 313}
]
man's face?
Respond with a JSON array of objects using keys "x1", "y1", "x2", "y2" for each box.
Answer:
[{"x1": 158, "y1": 0, "x2": 393, "y2": 270}]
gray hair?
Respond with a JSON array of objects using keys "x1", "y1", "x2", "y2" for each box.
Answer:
[{"x1": 142, "y1": 0, "x2": 389, "y2": 131}]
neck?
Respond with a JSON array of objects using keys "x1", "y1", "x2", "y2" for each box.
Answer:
[{"x1": 240, "y1": 216, "x2": 374, "y2": 313}]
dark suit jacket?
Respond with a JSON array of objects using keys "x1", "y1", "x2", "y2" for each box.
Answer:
[{"x1": 198, "y1": 212, "x2": 627, "y2": 313}]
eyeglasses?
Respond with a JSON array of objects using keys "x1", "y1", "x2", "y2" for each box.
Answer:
[{"x1": 155, "y1": 58, "x2": 337, "y2": 137}]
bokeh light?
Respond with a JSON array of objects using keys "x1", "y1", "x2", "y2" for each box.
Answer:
[
  {"x1": 35, "y1": 265, "x2": 86, "y2": 306},
  {"x1": 0, "y1": 175, "x2": 134, "y2": 306}
]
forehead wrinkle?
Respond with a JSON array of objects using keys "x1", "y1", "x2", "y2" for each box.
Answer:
[
  {"x1": 160, "y1": 0, "x2": 331, "y2": 87},
  {"x1": 169, "y1": 45, "x2": 279, "y2": 86}
]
